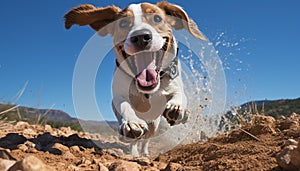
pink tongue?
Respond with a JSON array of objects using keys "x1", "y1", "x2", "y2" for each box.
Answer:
[
  {"x1": 135, "y1": 52, "x2": 158, "y2": 87},
  {"x1": 136, "y1": 69, "x2": 158, "y2": 87}
]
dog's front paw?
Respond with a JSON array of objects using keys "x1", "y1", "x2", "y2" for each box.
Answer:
[
  {"x1": 119, "y1": 121, "x2": 148, "y2": 140},
  {"x1": 163, "y1": 103, "x2": 190, "y2": 126}
]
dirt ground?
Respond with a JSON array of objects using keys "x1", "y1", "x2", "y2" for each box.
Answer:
[{"x1": 0, "y1": 114, "x2": 300, "y2": 171}]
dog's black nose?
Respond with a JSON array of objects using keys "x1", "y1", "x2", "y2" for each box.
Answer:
[{"x1": 130, "y1": 29, "x2": 152, "y2": 49}]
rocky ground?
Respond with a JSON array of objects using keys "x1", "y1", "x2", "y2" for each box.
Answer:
[{"x1": 0, "y1": 113, "x2": 300, "y2": 171}]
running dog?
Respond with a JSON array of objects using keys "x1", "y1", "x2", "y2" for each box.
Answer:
[{"x1": 64, "y1": 1, "x2": 206, "y2": 157}]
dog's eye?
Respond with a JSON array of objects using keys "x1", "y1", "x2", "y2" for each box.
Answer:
[
  {"x1": 119, "y1": 18, "x2": 130, "y2": 28},
  {"x1": 152, "y1": 15, "x2": 162, "y2": 24}
]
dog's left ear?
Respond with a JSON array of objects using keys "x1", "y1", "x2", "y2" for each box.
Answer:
[
  {"x1": 64, "y1": 4, "x2": 121, "y2": 36},
  {"x1": 157, "y1": 2, "x2": 206, "y2": 41}
]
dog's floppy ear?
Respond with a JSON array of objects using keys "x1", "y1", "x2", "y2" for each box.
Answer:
[
  {"x1": 64, "y1": 4, "x2": 121, "y2": 36},
  {"x1": 157, "y1": 2, "x2": 206, "y2": 41}
]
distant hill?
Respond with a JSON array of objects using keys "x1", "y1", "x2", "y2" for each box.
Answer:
[
  {"x1": 0, "y1": 103, "x2": 118, "y2": 134},
  {"x1": 17, "y1": 106, "x2": 77, "y2": 122},
  {"x1": 0, "y1": 104, "x2": 77, "y2": 122},
  {"x1": 239, "y1": 97, "x2": 300, "y2": 118}
]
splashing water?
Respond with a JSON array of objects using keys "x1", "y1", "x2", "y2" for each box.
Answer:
[
  {"x1": 147, "y1": 31, "x2": 252, "y2": 154},
  {"x1": 144, "y1": 30, "x2": 227, "y2": 155},
  {"x1": 212, "y1": 31, "x2": 253, "y2": 108}
]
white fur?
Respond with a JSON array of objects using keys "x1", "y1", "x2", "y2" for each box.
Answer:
[
  {"x1": 128, "y1": 4, "x2": 143, "y2": 25},
  {"x1": 112, "y1": 3, "x2": 188, "y2": 157},
  {"x1": 112, "y1": 58, "x2": 187, "y2": 157},
  {"x1": 124, "y1": 4, "x2": 164, "y2": 56}
]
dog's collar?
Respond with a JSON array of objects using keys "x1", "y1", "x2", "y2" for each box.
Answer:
[
  {"x1": 115, "y1": 48, "x2": 179, "y2": 80},
  {"x1": 159, "y1": 56, "x2": 178, "y2": 79}
]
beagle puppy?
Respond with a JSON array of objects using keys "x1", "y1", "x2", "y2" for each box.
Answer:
[{"x1": 64, "y1": 1, "x2": 205, "y2": 157}]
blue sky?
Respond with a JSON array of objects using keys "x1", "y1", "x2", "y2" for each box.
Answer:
[{"x1": 1, "y1": 0, "x2": 300, "y2": 120}]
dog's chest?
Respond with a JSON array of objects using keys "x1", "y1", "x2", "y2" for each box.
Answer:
[{"x1": 129, "y1": 81, "x2": 167, "y2": 121}]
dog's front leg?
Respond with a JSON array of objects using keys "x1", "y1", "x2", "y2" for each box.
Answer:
[
  {"x1": 113, "y1": 100, "x2": 148, "y2": 140},
  {"x1": 112, "y1": 69, "x2": 149, "y2": 142},
  {"x1": 164, "y1": 93, "x2": 190, "y2": 126},
  {"x1": 162, "y1": 69, "x2": 190, "y2": 126}
]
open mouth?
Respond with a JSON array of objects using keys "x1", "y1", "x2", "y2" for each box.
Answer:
[{"x1": 118, "y1": 37, "x2": 169, "y2": 92}]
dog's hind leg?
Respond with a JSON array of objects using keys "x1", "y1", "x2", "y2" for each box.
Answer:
[
  {"x1": 141, "y1": 117, "x2": 161, "y2": 157},
  {"x1": 141, "y1": 139, "x2": 150, "y2": 157},
  {"x1": 130, "y1": 141, "x2": 139, "y2": 158}
]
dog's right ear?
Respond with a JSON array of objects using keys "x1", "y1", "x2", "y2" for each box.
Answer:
[
  {"x1": 157, "y1": 2, "x2": 206, "y2": 41},
  {"x1": 64, "y1": 4, "x2": 121, "y2": 36}
]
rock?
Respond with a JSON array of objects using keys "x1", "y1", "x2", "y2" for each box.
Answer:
[
  {"x1": 144, "y1": 167, "x2": 160, "y2": 171},
  {"x1": 76, "y1": 157, "x2": 92, "y2": 167},
  {"x1": 0, "y1": 159, "x2": 16, "y2": 171},
  {"x1": 84, "y1": 159, "x2": 92, "y2": 165},
  {"x1": 17, "y1": 144, "x2": 28, "y2": 152},
  {"x1": 134, "y1": 158, "x2": 152, "y2": 166},
  {"x1": 277, "y1": 139, "x2": 300, "y2": 171},
  {"x1": 23, "y1": 128, "x2": 37, "y2": 136},
  {"x1": 90, "y1": 133, "x2": 102, "y2": 140},
  {"x1": 290, "y1": 112, "x2": 299, "y2": 119},
  {"x1": 0, "y1": 149, "x2": 16, "y2": 160},
  {"x1": 70, "y1": 146, "x2": 81, "y2": 153},
  {"x1": 26, "y1": 148, "x2": 38, "y2": 153},
  {"x1": 15, "y1": 121, "x2": 30, "y2": 129},
  {"x1": 44, "y1": 125, "x2": 53, "y2": 133},
  {"x1": 67, "y1": 165, "x2": 80, "y2": 171},
  {"x1": 60, "y1": 126, "x2": 72, "y2": 133},
  {"x1": 63, "y1": 151, "x2": 76, "y2": 159},
  {"x1": 98, "y1": 162, "x2": 109, "y2": 171},
  {"x1": 162, "y1": 162, "x2": 183, "y2": 171},
  {"x1": 105, "y1": 148, "x2": 124, "y2": 157},
  {"x1": 24, "y1": 141, "x2": 36, "y2": 149},
  {"x1": 93, "y1": 158, "x2": 101, "y2": 164},
  {"x1": 17, "y1": 141, "x2": 39, "y2": 153},
  {"x1": 8, "y1": 155, "x2": 54, "y2": 171},
  {"x1": 52, "y1": 143, "x2": 69, "y2": 152},
  {"x1": 55, "y1": 162, "x2": 66, "y2": 169},
  {"x1": 46, "y1": 143, "x2": 69, "y2": 155},
  {"x1": 109, "y1": 160, "x2": 141, "y2": 171},
  {"x1": 92, "y1": 159, "x2": 109, "y2": 171},
  {"x1": 59, "y1": 127, "x2": 76, "y2": 136}
]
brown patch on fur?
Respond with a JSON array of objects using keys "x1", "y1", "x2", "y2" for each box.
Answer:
[
  {"x1": 112, "y1": 9, "x2": 135, "y2": 64},
  {"x1": 156, "y1": 1, "x2": 206, "y2": 40},
  {"x1": 141, "y1": 3, "x2": 171, "y2": 38},
  {"x1": 141, "y1": 3, "x2": 174, "y2": 61},
  {"x1": 129, "y1": 81, "x2": 151, "y2": 113},
  {"x1": 112, "y1": 9, "x2": 134, "y2": 45},
  {"x1": 64, "y1": 4, "x2": 121, "y2": 36}
]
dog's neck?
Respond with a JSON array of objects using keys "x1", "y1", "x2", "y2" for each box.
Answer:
[{"x1": 159, "y1": 47, "x2": 179, "y2": 80}]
